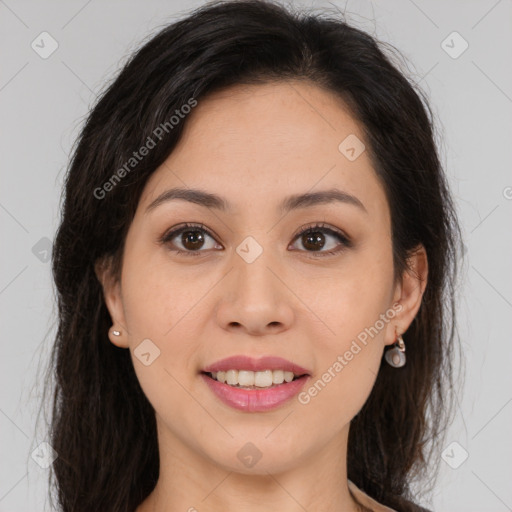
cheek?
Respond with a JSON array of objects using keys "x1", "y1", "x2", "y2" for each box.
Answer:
[
  {"x1": 119, "y1": 248, "x2": 207, "y2": 385},
  {"x1": 121, "y1": 245, "x2": 202, "y2": 337},
  {"x1": 119, "y1": 256, "x2": 207, "y2": 430},
  {"x1": 298, "y1": 352, "x2": 381, "y2": 439},
  {"x1": 295, "y1": 239, "x2": 394, "y2": 411},
  {"x1": 298, "y1": 238, "x2": 395, "y2": 346}
]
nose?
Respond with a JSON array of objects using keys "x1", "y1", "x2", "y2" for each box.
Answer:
[{"x1": 214, "y1": 250, "x2": 295, "y2": 336}]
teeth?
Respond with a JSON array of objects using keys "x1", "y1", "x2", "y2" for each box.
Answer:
[
  {"x1": 226, "y1": 369, "x2": 238, "y2": 386},
  {"x1": 239, "y1": 370, "x2": 255, "y2": 386},
  {"x1": 209, "y1": 369, "x2": 299, "y2": 388},
  {"x1": 254, "y1": 369, "x2": 273, "y2": 387},
  {"x1": 273, "y1": 369, "x2": 284, "y2": 384}
]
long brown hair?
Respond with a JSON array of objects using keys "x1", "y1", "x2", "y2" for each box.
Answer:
[{"x1": 40, "y1": 1, "x2": 463, "y2": 510}]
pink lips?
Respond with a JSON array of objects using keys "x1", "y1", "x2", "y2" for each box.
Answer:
[{"x1": 200, "y1": 355, "x2": 311, "y2": 412}]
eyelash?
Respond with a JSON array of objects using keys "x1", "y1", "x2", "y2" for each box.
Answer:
[{"x1": 159, "y1": 222, "x2": 352, "y2": 258}]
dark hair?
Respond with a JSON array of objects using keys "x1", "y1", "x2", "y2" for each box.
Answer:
[{"x1": 41, "y1": 1, "x2": 463, "y2": 510}]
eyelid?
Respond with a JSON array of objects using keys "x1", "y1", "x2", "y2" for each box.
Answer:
[
  {"x1": 159, "y1": 222, "x2": 218, "y2": 246},
  {"x1": 290, "y1": 222, "x2": 351, "y2": 246}
]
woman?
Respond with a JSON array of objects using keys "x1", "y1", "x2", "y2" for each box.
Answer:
[{"x1": 44, "y1": 1, "x2": 462, "y2": 510}]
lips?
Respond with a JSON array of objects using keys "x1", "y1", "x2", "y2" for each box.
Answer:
[
  {"x1": 201, "y1": 355, "x2": 311, "y2": 375},
  {"x1": 200, "y1": 355, "x2": 311, "y2": 412},
  {"x1": 200, "y1": 372, "x2": 310, "y2": 412}
]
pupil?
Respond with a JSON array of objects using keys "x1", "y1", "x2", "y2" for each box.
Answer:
[
  {"x1": 182, "y1": 230, "x2": 204, "y2": 250},
  {"x1": 304, "y1": 232, "x2": 324, "y2": 251}
]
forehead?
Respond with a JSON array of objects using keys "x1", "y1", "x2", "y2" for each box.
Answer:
[{"x1": 138, "y1": 81, "x2": 388, "y2": 221}]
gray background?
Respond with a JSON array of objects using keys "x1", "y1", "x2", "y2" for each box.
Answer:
[{"x1": 1, "y1": 0, "x2": 511, "y2": 511}]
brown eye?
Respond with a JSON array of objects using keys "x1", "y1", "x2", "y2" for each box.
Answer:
[
  {"x1": 179, "y1": 229, "x2": 206, "y2": 250},
  {"x1": 161, "y1": 223, "x2": 220, "y2": 256},
  {"x1": 290, "y1": 223, "x2": 352, "y2": 257},
  {"x1": 301, "y1": 230, "x2": 327, "y2": 251}
]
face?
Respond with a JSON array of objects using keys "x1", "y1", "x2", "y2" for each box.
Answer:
[{"x1": 98, "y1": 81, "x2": 426, "y2": 476}]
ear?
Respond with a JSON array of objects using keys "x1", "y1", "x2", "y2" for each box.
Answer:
[
  {"x1": 386, "y1": 244, "x2": 428, "y2": 346},
  {"x1": 94, "y1": 255, "x2": 129, "y2": 348}
]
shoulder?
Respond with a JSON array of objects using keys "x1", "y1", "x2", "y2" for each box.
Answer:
[{"x1": 348, "y1": 480, "x2": 433, "y2": 512}]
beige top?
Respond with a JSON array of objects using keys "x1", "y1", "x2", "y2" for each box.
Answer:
[{"x1": 348, "y1": 480, "x2": 397, "y2": 512}]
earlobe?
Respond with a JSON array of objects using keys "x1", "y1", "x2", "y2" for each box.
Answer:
[
  {"x1": 108, "y1": 325, "x2": 128, "y2": 348},
  {"x1": 94, "y1": 256, "x2": 129, "y2": 348},
  {"x1": 388, "y1": 245, "x2": 428, "y2": 345}
]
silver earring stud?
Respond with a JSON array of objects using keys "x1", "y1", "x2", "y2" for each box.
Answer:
[
  {"x1": 111, "y1": 329, "x2": 121, "y2": 337},
  {"x1": 385, "y1": 334, "x2": 406, "y2": 368}
]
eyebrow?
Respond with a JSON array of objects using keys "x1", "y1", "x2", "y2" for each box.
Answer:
[{"x1": 145, "y1": 187, "x2": 367, "y2": 214}]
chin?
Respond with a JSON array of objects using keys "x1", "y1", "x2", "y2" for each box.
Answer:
[{"x1": 205, "y1": 437, "x2": 306, "y2": 476}]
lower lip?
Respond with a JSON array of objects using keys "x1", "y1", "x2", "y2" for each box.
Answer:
[{"x1": 200, "y1": 373, "x2": 310, "y2": 412}]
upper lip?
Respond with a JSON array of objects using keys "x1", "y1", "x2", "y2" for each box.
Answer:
[{"x1": 202, "y1": 355, "x2": 311, "y2": 375}]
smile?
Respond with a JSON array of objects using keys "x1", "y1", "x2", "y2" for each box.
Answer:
[
  {"x1": 201, "y1": 371, "x2": 310, "y2": 412},
  {"x1": 200, "y1": 355, "x2": 312, "y2": 412}
]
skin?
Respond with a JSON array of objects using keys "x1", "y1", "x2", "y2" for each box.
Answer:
[{"x1": 96, "y1": 81, "x2": 427, "y2": 512}]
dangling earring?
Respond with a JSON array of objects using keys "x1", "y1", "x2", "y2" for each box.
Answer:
[{"x1": 385, "y1": 331, "x2": 406, "y2": 368}]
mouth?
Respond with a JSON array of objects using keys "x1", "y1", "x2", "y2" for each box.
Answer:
[
  {"x1": 199, "y1": 367, "x2": 311, "y2": 412},
  {"x1": 199, "y1": 355, "x2": 312, "y2": 412}
]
